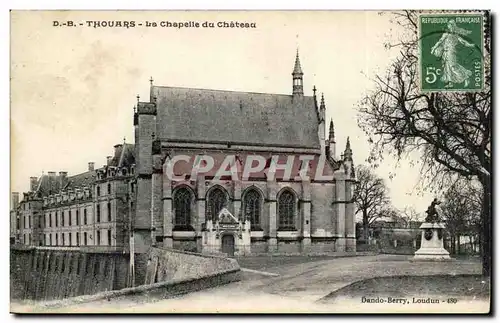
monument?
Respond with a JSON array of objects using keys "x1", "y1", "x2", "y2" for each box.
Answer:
[{"x1": 413, "y1": 199, "x2": 452, "y2": 261}]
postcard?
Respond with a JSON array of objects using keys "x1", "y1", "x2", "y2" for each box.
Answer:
[{"x1": 10, "y1": 10, "x2": 491, "y2": 314}]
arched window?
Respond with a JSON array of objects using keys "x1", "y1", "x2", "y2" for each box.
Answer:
[
  {"x1": 278, "y1": 190, "x2": 296, "y2": 230},
  {"x1": 173, "y1": 188, "x2": 193, "y2": 229},
  {"x1": 243, "y1": 189, "x2": 262, "y2": 230},
  {"x1": 206, "y1": 187, "x2": 227, "y2": 222}
]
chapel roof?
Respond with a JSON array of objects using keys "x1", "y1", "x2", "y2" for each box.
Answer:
[{"x1": 151, "y1": 86, "x2": 321, "y2": 149}]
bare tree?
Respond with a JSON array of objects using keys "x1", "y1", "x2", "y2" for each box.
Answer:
[
  {"x1": 400, "y1": 206, "x2": 420, "y2": 228},
  {"x1": 353, "y1": 165, "x2": 390, "y2": 242},
  {"x1": 442, "y1": 179, "x2": 482, "y2": 254},
  {"x1": 357, "y1": 11, "x2": 491, "y2": 275},
  {"x1": 383, "y1": 206, "x2": 404, "y2": 227}
]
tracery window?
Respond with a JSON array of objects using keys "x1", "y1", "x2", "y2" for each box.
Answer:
[
  {"x1": 278, "y1": 190, "x2": 296, "y2": 230},
  {"x1": 173, "y1": 188, "x2": 193, "y2": 228},
  {"x1": 243, "y1": 189, "x2": 262, "y2": 230},
  {"x1": 206, "y1": 187, "x2": 227, "y2": 222}
]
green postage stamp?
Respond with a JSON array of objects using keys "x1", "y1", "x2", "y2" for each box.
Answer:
[{"x1": 419, "y1": 13, "x2": 484, "y2": 92}]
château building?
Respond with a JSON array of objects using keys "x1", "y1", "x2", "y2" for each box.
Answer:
[
  {"x1": 11, "y1": 144, "x2": 136, "y2": 250},
  {"x1": 11, "y1": 52, "x2": 357, "y2": 256}
]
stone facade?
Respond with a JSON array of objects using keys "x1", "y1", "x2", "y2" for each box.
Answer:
[
  {"x1": 11, "y1": 52, "x2": 356, "y2": 256},
  {"x1": 11, "y1": 144, "x2": 136, "y2": 249},
  {"x1": 131, "y1": 52, "x2": 357, "y2": 256}
]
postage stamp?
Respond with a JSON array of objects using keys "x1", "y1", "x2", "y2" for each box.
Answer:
[{"x1": 419, "y1": 13, "x2": 484, "y2": 92}]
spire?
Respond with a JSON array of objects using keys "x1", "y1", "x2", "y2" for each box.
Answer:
[
  {"x1": 320, "y1": 93, "x2": 325, "y2": 109},
  {"x1": 292, "y1": 49, "x2": 304, "y2": 96},
  {"x1": 329, "y1": 119, "x2": 335, "y2": 142},
  {"x1": 149, "y1": 76, "x2": 154, "y2": 86},
  {"x1": 292, "y1": 49, "x2": 303, "y2": 76},
  {"x1": 344, "y1": 137, "x2": 353, "y2": 160}
]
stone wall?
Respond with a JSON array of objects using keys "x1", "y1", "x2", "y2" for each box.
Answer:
[
  {"x1": 310, "y1": 183, "x2": 336, "y2": 237},
  {"x1": 276, "y1": 240, "x2": 301, "y2": 254},
  {"x1": 173, "y1": 240, "x2": 198, "y2": 253},
  {"x1": 37, "y1": 269, "x2": 241, "y2": 310},
  {"x1": 10, "y1": 247, "x2": 130, "y2": 301},
  {"x1": 18, "y1": 246, "x2": 240, "y2": 309},
  {"x1": 143, "y1": 247, "x2": 240, "y2": 285}
]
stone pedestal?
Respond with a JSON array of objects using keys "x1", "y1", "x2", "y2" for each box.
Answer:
[{"x1": 413, "y1": 222, "x2": 451, "y2": 261}]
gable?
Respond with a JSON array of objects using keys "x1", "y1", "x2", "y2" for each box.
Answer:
[{"x1": 218, "y1": 208, "x2": 238, "y2": 224}]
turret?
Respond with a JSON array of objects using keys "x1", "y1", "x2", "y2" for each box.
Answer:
[
  {"x1": 318, "y1": 93, "x2": 326, "y2": 155},
  {"x1": 343, "y1": 137, "x2": 354, "y2": 178},
  {"x1": 344, "y1": 137, "x2": 352, "y2": 161},
  {"x1": 319, "y1": 93, "x2": 326, "y2": 122},
  {"x1": 133, "y1": 79, "x2": 158, "y2": 252},
  {"x1": 149, "y1": 76, "x2": 154, "y2": 102},
  {"x1": 135, "y1": 92, "x2": 157, "y2": 175},
  {"x1": 328, "y1": 119, "x2": 336, "y2": 160}
]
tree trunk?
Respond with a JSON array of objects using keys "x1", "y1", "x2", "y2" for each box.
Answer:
[
  {"x1": 457, "y1": 235, "x2": 461, "y2": 255},
  {"x1": 362, "y1": 210, "x2": 369, "y2": 243},
  {"x1": 481, "y1": 176, "x2": 491, "y2": 276}
]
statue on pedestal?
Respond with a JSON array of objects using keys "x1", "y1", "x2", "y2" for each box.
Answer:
[
  {"x1": 412, "y1": 198, "x2": 451, "y2": 261},
  {"x1": 424, "y1": 198, "x2": 443, "y2": 223}
]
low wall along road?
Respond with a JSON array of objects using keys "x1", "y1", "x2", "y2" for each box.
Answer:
[{"x1": 10, "y1": 245, "x2": 241, "y2": 307}]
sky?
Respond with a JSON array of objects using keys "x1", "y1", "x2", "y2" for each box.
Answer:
[{"x1": 10, "y1": 10, "x2": 433, "y2": 217}]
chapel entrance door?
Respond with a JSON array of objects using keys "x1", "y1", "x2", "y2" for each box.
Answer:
[{"x1": 221, "y1": 234, "x2": 235, "y2": 257}]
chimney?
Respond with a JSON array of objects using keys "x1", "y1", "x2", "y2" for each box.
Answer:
[
  {"x1": 11, "y1": 192, "x2": 19, "y2": 210},
  {"x1": 88, "y1": 162, "x2": 95, "y2": 171},
  {"x1": 29, "y1": 177, "x2": 38, "y2": 191},
  {"x1": 59, "y1": 171, "x2": 68, "y2": 189},
  {"x1": 106, "y1": 156, "x2": 113, "y2": 165}
]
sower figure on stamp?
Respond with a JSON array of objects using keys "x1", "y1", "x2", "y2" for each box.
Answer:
[
  {"x1": 430, "y1": 20, "x2": 476, "y2": 88},
  {"x1": 424, "y1": 198, "x2": 443, "y2": 223}
]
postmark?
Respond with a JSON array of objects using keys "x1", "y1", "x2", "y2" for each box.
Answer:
[{"x1": 419, "y1": 13, "x2": 485, "y2": 92}]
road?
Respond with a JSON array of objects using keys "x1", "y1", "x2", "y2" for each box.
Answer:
[{"x1": 13, "y1": 254, "x2": 484, "y2": 313}]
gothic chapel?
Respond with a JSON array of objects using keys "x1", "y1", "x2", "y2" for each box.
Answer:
[{"x1": 133, "y1": 52, "x2": 356, "y2": 256}]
